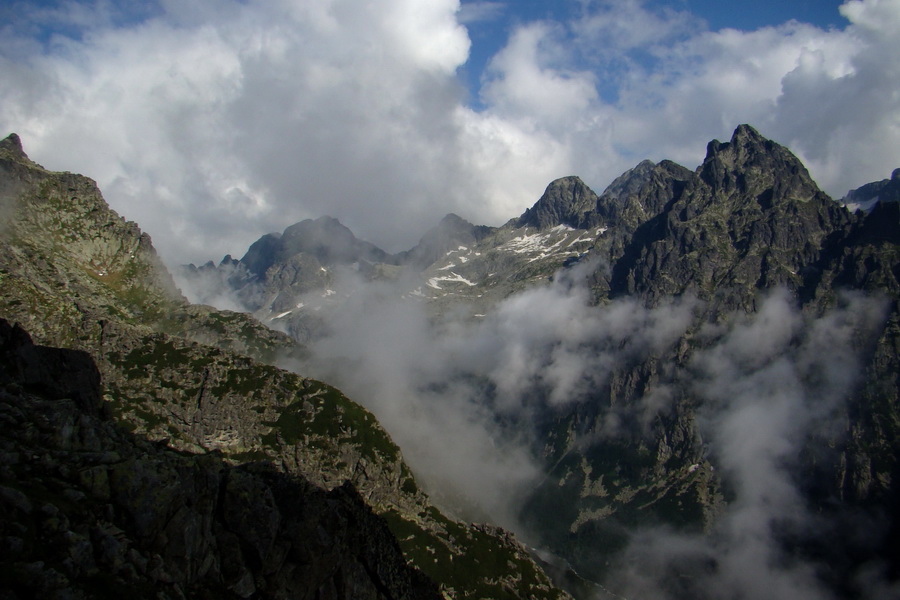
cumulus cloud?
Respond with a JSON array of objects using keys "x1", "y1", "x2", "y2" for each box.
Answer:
[
  {"x1": 0, "y1": 0, "x2": 478, "y2": 264},
  {"x1": 2, "y1": 0, "x2": 899, "y2": 269}
]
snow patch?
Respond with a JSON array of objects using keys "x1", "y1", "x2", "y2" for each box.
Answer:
[
  {"x1": 427, "y1": 272, "x2": 477, "y2": 289},
  {"x1": 844, "y1": 197, "x2": 881, "y2": 213}
]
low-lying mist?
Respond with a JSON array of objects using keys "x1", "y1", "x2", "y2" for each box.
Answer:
[
  {"x1": 178, "y1": 261, "x2": 898, "y2": 599},
  {"x1": 607, "y1": 289, "x2": 895, "y2": 600}
]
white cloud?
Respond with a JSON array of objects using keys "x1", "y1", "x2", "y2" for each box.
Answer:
[
  {"x1": 606, "y1": 289, "x2": 892, "y2": 600},
  {"x1": 474, "y1": 0, "x2": 900, "y2": 207},
  {"x1": 571, "y1": 0, "x2": 701, "y2": 54},
  {"x1": 457, "y1": 1, "x2": 505, "y2": 25},
  {"x1": 481, "y1": 22, "x2": 599, "y2": 123},
  {"x1": 1, "y1": 0, "x2": 898, "y2": 270},
  {"x1": 0, "y1": 0, "x2": 478, "y2": 265}
]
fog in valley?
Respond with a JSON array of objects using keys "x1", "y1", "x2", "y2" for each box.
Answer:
[{"x1": 178, "y1": 256, "x2": 896, "y2": 600}]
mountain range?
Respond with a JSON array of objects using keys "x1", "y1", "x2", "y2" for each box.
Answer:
[
  {"x1": 0, "y1": 132, "x2": 566, "y2": 599},
  {"x1": 2, "y1": 125, "x2": 899, "y2": 599}
]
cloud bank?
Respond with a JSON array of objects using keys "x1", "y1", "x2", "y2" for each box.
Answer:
[
  {"x1": 280, "y1": 260, "x2": 698, "y2": 527},
  {"x1": 1, "y1": 0, "x2": 899, "y2": 267},
  {"x1": 271, "y1": 258, "x2": 895, "y2": 598}
]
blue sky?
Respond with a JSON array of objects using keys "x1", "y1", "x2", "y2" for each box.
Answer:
[
  {"x1": 459, "y1": 0, "x2": 849, "y2": 106},
  {"x1": 1, "y1": 0, "x2": 898, "y2": 264}
]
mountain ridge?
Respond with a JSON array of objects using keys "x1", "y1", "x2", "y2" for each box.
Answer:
[
  {"x1": 0, "y1": 133, "x2": 570, "y2": 600},
  {"x1": 0, "y1": 317, "x2": 442, "y2": 599},
  {"x1": 182, "y1": 124, "x2": 894, "y2": 325},
  {"x1": 176, "y1": 124, "x2": 900, "y2": 597},
  {"x1": 5, "y1": 126, "x2": 900, "y2": 599}
]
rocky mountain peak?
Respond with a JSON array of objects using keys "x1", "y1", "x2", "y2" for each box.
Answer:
[
  {"x1": 703, "y1": 123, "x2": 769, "y2": 164},
  {"x1": 606, "y1": 125, "x2": 855, "y2": 309},
  {"x1": 0, "y1": 133, "x2": 41, "y2": 169},
  {"x1": 399, "y1": 212, "x2": 495, "y2": 269},
  {"x1": 697, "y1": 124, "x2": 821, "y2": 204},
  {"x1": 843, "y1": 167, "x2": 900, "y2": 212},
  {"x1": 240, "y1": 216, "x2": 392, "y2": 278},
  {"x1": 598, "y1": 160, "x2": 656, "y2": 203},
  {"x1": 517, "y1": 175, "x2": 601, "y2": 230},
  {"x1": 0, "y1": 133, "x2": 24, "y2": 156},
  {"x1": 438, "y1": 212, "x2": 470, "y2": 228}
]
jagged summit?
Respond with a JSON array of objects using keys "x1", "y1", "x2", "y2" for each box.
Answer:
[
  {"x1": 241, "y1": 215, "x2": 392, "y2": 277},
  {"x1": 697, "y1": 123, "x2": 823, "y2": 207},
  {"x1": 399, "y1": 212, "x2": 495, "y2": 269},
  {"x1": 0, "y1": 132, "x2": 42, "y2": 169},
  {"x1": 597, "y1": 159, "x2": 656, "y2": 202},
  {"x1": 605, "y1": 124, "x2": 855, "y2": 308},
  {"x1": 0, "y1": 132, "x2": 24, "y2": 155},
  {"x1": 516, "y1": 175, "x2": 602, "y2": 230},
  {"x1": 703, "y1": 123, "x2": 767, "y2": 159}
]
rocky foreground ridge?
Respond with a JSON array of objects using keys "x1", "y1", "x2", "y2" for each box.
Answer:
[
  {"x1": 0, "y1": 133, "x2": 568, "y2": 599},
  {"x1": 0, "y1": 318, "x2": 439, "y2": 599}
]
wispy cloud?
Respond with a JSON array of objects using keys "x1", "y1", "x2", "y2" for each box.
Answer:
[
  {"x1": 606, "y1": 289, "x2": 894, "y2": 600},
  {"x1": 457, "y1": 1, "x2": 506, "y2": 24}
]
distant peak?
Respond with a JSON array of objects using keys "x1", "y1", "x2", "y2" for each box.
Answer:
[
  {"x1": 704, "y1": 124, "x2": 768, "y2": 162},
  {"x1": 313, "y1": 215, "x2": 342, "y2": 225},
  {"x1": 518, "y1": 175, "x2": 600, "y2": 230},
  {"x1": 439, "y1": 213, "x2": 469, "y2": 226},
  {"x1": 546, "y1": 175, "x2": 587, "y2": 188},
  {"x1": 599, "y1": 159, "x2": 661, "y2": 202}
]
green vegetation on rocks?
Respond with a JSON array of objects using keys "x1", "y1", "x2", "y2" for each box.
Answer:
[{"x1": 0, "y1": 132, "x2": 569, "y2": 599}]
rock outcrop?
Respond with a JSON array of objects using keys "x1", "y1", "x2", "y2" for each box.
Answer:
[{"x1": 0, "y1": 318, "x2": 441, "y2": 600}]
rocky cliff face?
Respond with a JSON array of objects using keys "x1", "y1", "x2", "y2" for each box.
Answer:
[
  {"x1": 0, "y1": 318, "x2": 440, "y2": 600},
  {"x1": 514, "y1": 127, "x2": 900, "y2": 586},
  {"x1": 602, "y1": 125, "x2": 854, "y2": 312},
  {"x1": 0, "y1": 134, "x2": 569, "y2": 600}
]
